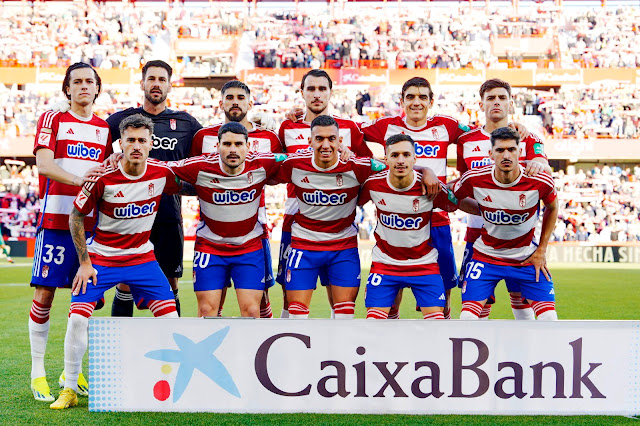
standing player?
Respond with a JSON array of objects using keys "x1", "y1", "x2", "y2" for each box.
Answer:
[
  {"x1": 457, "y1": 78, "x2": 551, "y2": 320},
  {"x1": 276, "y1": 116, "x2": 439, "y2": 319},
  {"x1": 51, "y1": 114, "x2": 179, "y2": 410},
  {"x1": 277, "y1": 69, "x2": 372, "y2": 318},
  {"x1": 360, "y1": 77, "x2": 470, "y2": 319},
  {"x1": 29, "y1": 63, "x2": 111, "y2": 402},
  {"x1": 107, "y1": 60, "x2": 202, "y2": 317},
  {"x1": 453, "y1": 127, "x2": 558, "y2": 321},
  {"x1": 360, "y1": 135, "x2": 480, "y2": 319},
  {"x1": 169, "y1": 122, "x2": 285, "y2": 318},
  {"x1": 190, "y1": 80, "x2": 283, "y2": 318}
]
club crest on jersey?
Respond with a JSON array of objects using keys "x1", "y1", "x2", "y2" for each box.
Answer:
[
  {"x1": 251, "y1": 140, "x2": 259, "y2": 152},
  {"x1": 413, "y1": 198, "x2": 420, "y2": 212},
  {"x1": 286, "y1": 269, "x2": 291, "y2": 283},
  {"x1": 336, "y1": 174, "x2": 343, "y2": 187},
  {"x1": 148, "y1": 183, "x2": 155, "y2": 196},
  {"x1": 247, "y1": 172, "x2": 254, "y2": 184},
  {"x1": 170, "y1": 119, "x2": 177, "y2": 130},
  {"x1": 432, "y1": 128, "x2": 439, "y2": 139},
  {"x1": 96, "y1": 129, "x2": 101, "y2": 141},
  {"x1": 519, "y1": 194, "x2": 526, "y2": 208},
  {"x1": 42, "y1": 265, "x2": 49, "y2": 278}
]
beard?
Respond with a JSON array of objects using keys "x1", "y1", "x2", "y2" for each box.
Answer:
[
  {"x1": 144, "y1": 91, "x2": 167, "y2": 106},
  {"x1": 224, "y1": 109, "x2": 247, "y2": 122}
]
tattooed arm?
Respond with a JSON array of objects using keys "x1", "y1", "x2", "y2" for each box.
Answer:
[{"x1": 69, "y1": 207, "x2": 97, "y2": 296}]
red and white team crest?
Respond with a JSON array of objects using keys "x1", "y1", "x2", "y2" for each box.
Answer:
[
  {"x1": 336, "y1": 174, "x2": 343, "y2": 187},
  {"x1": 42, "y1": 265, "x2": 49, "y2": 278},
  {"x1": 432, "y1": 128, "x2": 439, "y2": 139},
  {"x1": 251, "y1": 139, "x2": 259, "y2": 152},
  {"x1": 96, "y1": 129, "x2": 101, "y2": 141},
  {"x1": 286, "y1": 269, "x2": 291, "y2": 283},
  {"x1": 148, "y1": 183, "x2": 155, "y2": 196},
  {"x1": 247, "y1": 172, "x2": 254, "y2": 184},
  {"x1": 519, "y1": 194, "x2": 526, "y2": 208},
  {"x1": 170, "y1": 119, "x2": 177, "y2": 130},
  {"x1": 413, "y1": 198, "x2": 420, "y2": 212}
]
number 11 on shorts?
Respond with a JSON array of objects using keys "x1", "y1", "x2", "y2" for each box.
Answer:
[{"x1": 288, "y1": 249, "x2": 303, "y2": 269}]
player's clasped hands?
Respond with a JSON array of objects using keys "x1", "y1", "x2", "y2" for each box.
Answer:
[{"x1": 72, "y1": 264, "x2": 98, "y2": 296}]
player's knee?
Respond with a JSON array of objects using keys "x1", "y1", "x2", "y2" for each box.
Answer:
[{"x1": 33, "y1": 286, "x2": 55, "y2": 305}]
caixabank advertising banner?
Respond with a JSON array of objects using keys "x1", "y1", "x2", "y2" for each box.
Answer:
[{"x1": 88, "y1": 318, "x2": 640, "y2": 415}]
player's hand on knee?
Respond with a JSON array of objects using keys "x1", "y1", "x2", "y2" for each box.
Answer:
[
  {"x1": 73, "y1": 263, "x2": 98, "y2": 296},
  {"x1": 523, "y1": 160, "x2": 544, "y2": 177},
  {"x1": 521, "y1": 249, "x2": 550, "y2": 282}
]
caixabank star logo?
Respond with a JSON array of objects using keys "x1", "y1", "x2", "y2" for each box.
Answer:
[{"x1": 145, "y1": 326, "x2": 240, "y2": 402}]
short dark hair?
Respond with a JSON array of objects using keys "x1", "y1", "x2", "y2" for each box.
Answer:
[
  {"x1": 62, "y1": 62, "x2": 101, "y2": 101},
  {"x1": 310, "y1": 115, "x2": 339, "y2": 132},
  {"x1": 119, "y1": 113, "x2": 154, "y2": 137},
  {"x1": 490, "y1": 126, "x2": 520, "y2": 147},
  {"x1": 218, "y1": 122, "x2": 248, "y2": 142},
  {"x1": 401, "y1": 77, "x2": 433, "y2": 101},
  {"x1": 385, "y1": 134, "x2": 415, "y2": 151},
  {"x1": 301, "y1": 69, "x2": 332, "y2": 91},
  {"x1": 221, "y1": 80, "x2": 250, "y2": 96},
  {"x1": 479, "y1": 78, "x2": 512, "y2": 99},
  {"x1": 142, "y1": 60, "x2": 173, "y2": 81}
]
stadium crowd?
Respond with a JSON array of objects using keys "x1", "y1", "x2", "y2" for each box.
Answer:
[{"x1": 1, "y1": 2, "x2": 640, "y2": 70}]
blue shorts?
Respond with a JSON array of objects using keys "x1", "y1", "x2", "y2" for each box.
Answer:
[
  {"x1": 285, "y1": 247, "x2": 360, "y2": 291},
  {"x1": 460, "y1": 242, "x2": 497, "y2": 304},
  {"x1": 365, "y1": 273, "x2": 445, "y2": 308},
  {"x1": 31, "y1": 228, "x2": 88, "y2": 288},
  {"x1": 461, "y1": 259, "x2": 555, "y2": 303},
  {"x1": 262, "y1": 239, "x2": 275, "y2": 289},
  {"x1": 193, "y1": 249, "x2": 266, "y2": 291},
  {"x1": 277, "y1": 231, "x2": 330, "y2": 287},
  {"x1": 276, "y1": 231, "x2": 292, "y2": 285},
  {"x1": 71, "y1": 261, "x2": 174, "y2": 308},
  {"x1": 430, "y1": 224, "x2": 458, "y2": 290}
]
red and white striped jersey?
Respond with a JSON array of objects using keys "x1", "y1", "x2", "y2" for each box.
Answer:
[
  {"x1": 360, "y1": 115, "x2": 470, "y2": 226},
  {"x1": 274, "y1": 152, "x2": 385, "y2": 251},
  {"x1": 190, "y1": 123, "x2": 283, "y2": 157},
  {"x1": 168, "y1": 152, "x2": 283, "y2": 256},
  {"x1": 359, "y1": 171, "x2": 458, "y2": 275},
  {"x1": 34, "y1": 110, "x2": 112, "y2": 231},
  {"x1": 456, "y1": 127, "x2": 547, "y2": 243},
  {"x1": 453, "y1": 165, "x2": 557, "y2": 266},
  {"x1": 73, "y1": 160, "x2": 180, "y2": 267},
  {"x1": 278, "y1": 115, "x2": 373, "y2": 233},
  {"x1": 189, "y1": 123, "x2": 283, "y2": 238}
]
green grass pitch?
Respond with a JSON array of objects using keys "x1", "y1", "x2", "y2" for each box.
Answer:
[{"x1": 1, "y1": 257, "x2": 638, "y2": 425}]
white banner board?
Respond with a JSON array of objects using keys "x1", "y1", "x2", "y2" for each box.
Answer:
[{"x1": 88, "y1": 318, "x2": 640, "y2": 415}]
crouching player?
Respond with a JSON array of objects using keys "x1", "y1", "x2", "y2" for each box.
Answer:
[
  {"x1": 453, "y1": 127, "x2": 559, "y2": 320},
  {"x1": 168, "y1": 122, "x2": 285, "y2": 318},
  {"x1": 51, "y1": 114, "x2": 179, "y2": 409},
  {"x1": 360, "y1": 134, "x2": 480, "y2": 319}
]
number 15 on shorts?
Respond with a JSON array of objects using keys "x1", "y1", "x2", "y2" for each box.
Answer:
[
  {"x1": 465, "y1": 261, "x2": 484, "y2": 280},
  {"x1": 288, "y1": 249, "x2": 304, "y2": 269}
]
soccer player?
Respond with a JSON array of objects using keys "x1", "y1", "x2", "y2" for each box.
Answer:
[
  {"x1": 457, "y1": 78, "x2": 551, "y2": 320},
  {"x1": 190, "y1": 80, "x2": 283, "y2": 318},
  {"x1": 453, "y1": 127, "x2": 558, "y2": 321},
  {"x1": 107, "y1": 60, "x2": 202, "y2": 317},
  {"x1": 277, "y1": 69, "x2": 372, "y2": 318},
  {"x1": 29, "y1": 63, "x2": 111, "y2": 402},
  {"x1": 360, "y1": 134, "x2": 480, "y2": 319},
  {"x1": 51, "y1": 114, "x2": 180, "y2": 410},
  {"x1": 168, "y1": 122, "x2": 285, "y2": 318},
  {"x1": 360, "y1": 77, "x2": 470, "y2": 319},
  {"x1": 275, "y1": 115, "x2": 439, "y2": 319}
]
